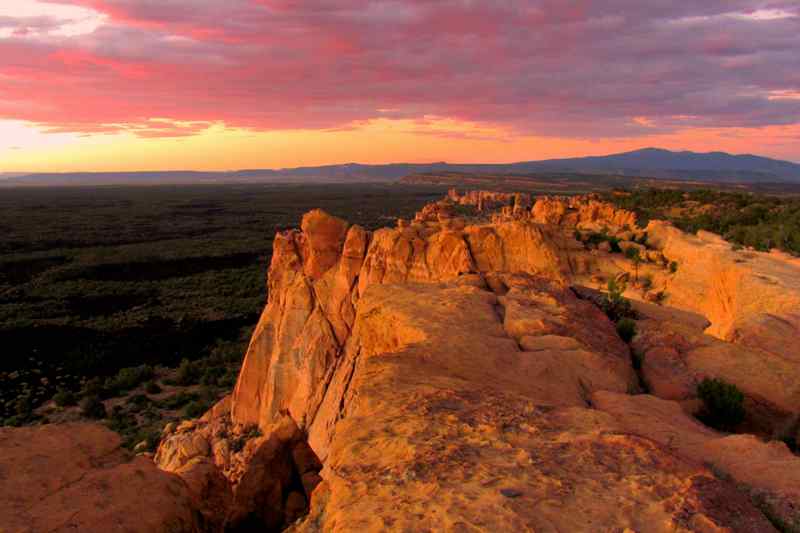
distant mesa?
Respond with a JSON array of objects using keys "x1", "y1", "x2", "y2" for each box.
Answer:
[{"x1": 4, "y1": 148, "x2": 800, "y2": 186}]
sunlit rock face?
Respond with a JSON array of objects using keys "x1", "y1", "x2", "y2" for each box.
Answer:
[
  {"x1": 150, "y1": 191, "x2": 800, "y2": 531},
  {"x1": 0, "y1": 423, "x2": 210, "y2": 533}
]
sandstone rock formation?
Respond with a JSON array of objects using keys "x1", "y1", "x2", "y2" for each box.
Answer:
[
  {"x1": 645, "y1": 220, "x2": 800, "y2": 347},
  {"x1": 150, "y1": 192, "x2": 800, "y2": 531},
  {"x1": 0, "y1": 423, "x2": 209, "y2": 533},
  {"x1": 9, "y1": 190, "x2": 791, "y2": 532},
  {"x1": 531, "y1": 194, "x2": 637, "y2": 230},
  {"x1": 593, "y1": 391, "x2": 800, "y2": 528}
]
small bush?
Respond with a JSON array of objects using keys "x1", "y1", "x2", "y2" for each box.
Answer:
[
  {"x1": 183, "y1": 401, "x2": 207, "y2": 419},
  {"x1": 230, "y1": 437, "x2": 246, "y2": 453},
  {"x1": 230, "y1": 424, "x2": 263, "y2": 453},
  {"x1": 201, "y1": 366, "x2": 225, "y2": 386},
  {"x1": 159, "y1": 391, "x2": 198, "y2": 410},
  {"x1": 669, "y1": 261, "x2": 678, "y2": 273},
  {"x1": 218, "y1": 368, "x2": 239, "y2": 388},
  {"x1": 616, "y1": 318, "x2": 637, "y2": 343},
  {"x1": 601, "y1": 279, "x2": 636, "y2": 322},
  {"x1": 80, "y1": 395, "x2": 107, "y2": 419},
  {"x1": 14, "y1": 394, "x2": 33, "y2": 417},
  {"x1": 127, "y1": 394, "x2": 152, "y2": 409},
  {"x1": 585, "y1": 232, "x2": 622, "y2": 253},
  {"x1": 624, "y1": 246, "x2": 641, "y2": 262},
  {"x1": 105, "y1": 365, "x2": 154, "y2": 396},
  {"x1": 697, "y1": 378, "x2": 745, "y2": 431},
  {"x1": 53, "y1": 388, "x2": 77, "y2": 407},
  {"x1": 175, "y1": 358, "x2": 201, "y2": 386},
  {"x1": 81, "y1": 377, "x2": 111, "y2": 400},
  {"x1": 144, "y1": 381, "x2": 162, "y2": 394},
  {"x1": 631, "y1": 349, "x2": 645, "y2": 371},
  {"x1": 4, "y1": 415, "x2": 23, "y2": 427}
]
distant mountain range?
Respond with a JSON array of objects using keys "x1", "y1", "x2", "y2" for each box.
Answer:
[{"x1": 3, "y1": 148, "x2": 799, "y2": 186}]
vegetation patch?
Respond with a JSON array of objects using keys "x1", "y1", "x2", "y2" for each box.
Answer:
[
  {"x1": 696, "y1": 377, "x2": 746, "y2": 432},
  {"x1": 600, "y1": 279, "x2": 637, "y2": 322},
  {"x1": 605, "y1": 188, "x2": 800, "y2": 255}
]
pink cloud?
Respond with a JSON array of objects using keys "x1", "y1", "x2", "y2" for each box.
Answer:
[{"x1": 0, "y1": 0, "x2": 798, "y2": 145}]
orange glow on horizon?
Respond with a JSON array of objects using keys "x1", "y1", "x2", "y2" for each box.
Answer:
[{"x1": 1, "y1": 118, "x2": 799, "y2": 173}]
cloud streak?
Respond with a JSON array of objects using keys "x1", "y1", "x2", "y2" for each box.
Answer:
[{"x1": 0, "y1": 0, "x2": 798, "y2": 140}]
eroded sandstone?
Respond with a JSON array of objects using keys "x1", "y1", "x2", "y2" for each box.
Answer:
[{"x1": 19, "y1": 189, "x2": 794, "y2": 532}]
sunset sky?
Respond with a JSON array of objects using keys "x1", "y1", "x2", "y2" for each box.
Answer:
[{"x1": 1, "y1": 1, "x2": 799, "y2": 172}]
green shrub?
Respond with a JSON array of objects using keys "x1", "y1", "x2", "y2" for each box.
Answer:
[
  {"x1": 105, "y1": 365, "x2": 154, "y2": 396},
  {"x1": 230, "y1": 424, "x2": 263, "y2": 453},
  {"x1": 159, "y1": 391, "x2": 198, "y2": 410},
  {"x1": 144, "y1": 381, "x2": 162, "y2": 394},
  {"x1": 601, "y1": 279, "x2": 636, "y2": 322},
  {"x1": 183, "y1": 401, "x2": 206, "y2": 419},
  {"x1": 81, "y1": 377, "x2": 111, "y2": 400},
  {"x1": 80, "y1": 395, "x2": 107, "y2": 419},
  {"x1": 624, "y1": 246, "x2": 641, "y2": 261},
  {"x1": 14, "y1": 394, "x2": 33, "y2": 417},
  {"x1": 127, "y1": 394, "x2": 152, "y2": 409},
  {"x1": 201, "y1": 366, "x2": 225, "y2": 386},
  {"x1": 616, "y1": 318, "x2": 637, "y2": 343},
  {"x1": 175, "y1": 358, "x2": 200, "y2": 386},
  {"x1": 697, "y1": 378, "x2": 745, "y2": 431},
  {"x1": 669, "y1": 261, "x2": 678, "y2": 273},
  {"x1": 53, "y1": 388, "x2": 77, "y2": 407},
  {"x1": 585, "y1": 232, "x2": 622, "y2": 253},
  {"x1": 218, "y1": 368, "x2": 239, "y2": 388},
  {"x1": 4, "y1": 415, "x2": 23, "y2": 427}
]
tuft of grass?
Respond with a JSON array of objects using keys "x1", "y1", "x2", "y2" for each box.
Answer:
[
  {"x1": 697, "y1": 377, "x2": 745, "y2": 432},
  {"x1": 616, "y1": 318, "x2": 637, "y2": 343}
]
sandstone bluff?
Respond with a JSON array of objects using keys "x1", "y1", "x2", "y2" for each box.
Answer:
[{"x1": 3, "y1": 190, "x2": 800, "y2": 532}]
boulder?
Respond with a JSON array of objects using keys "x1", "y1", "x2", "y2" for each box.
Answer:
[{"x1": 0, "y1": 423, "x2": 206, "y2": 533}]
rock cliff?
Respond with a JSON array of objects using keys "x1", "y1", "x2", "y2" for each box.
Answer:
[
  {"x1": 5, "y1": 190, "x2": 800, "y2": 532},
  {"x1": 153, "y1": 191, "x2": 800, "y2": 531}
]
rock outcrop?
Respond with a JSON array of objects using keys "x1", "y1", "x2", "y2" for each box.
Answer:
[
  {"x1": 631, "y1": 313, "x2": 800, "y2": 433},
  {"x1": 7, "y1": 190, "x2": 800, "y2": 531},
  {"x1": 292, "y1": 279, "x2": 773, "y2": 531},
  {"x1": 645, "y1": 220, "x2": 800, "y2": 348},
  {"x1": 532, "y1": 194, "x2": 637, "y2": 230},
  {"x1": 151, "y1": 192, "x2": 800, "y2": 531},
  {"x1": 593, "y1": 391, "x2": 800, "y2": 528},
  {"x1": 230, "y1": 208, "x2": 584, "y2": 434},
  {"x1": 0, "y1": 423, "x2": 209, "y2": 532}
]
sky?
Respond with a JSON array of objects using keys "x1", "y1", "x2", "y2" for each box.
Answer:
[{"x1": 0, "y1": 1, "x2": 799, "y2": 172}]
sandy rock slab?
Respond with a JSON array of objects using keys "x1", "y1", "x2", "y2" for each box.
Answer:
[
  {"x1": 0, "y1": 422, "x2": 206, "y2": 533},
  {"x1": 291, "y1": 282, "x2": 775, "y2": 532},
  {"x1": 594, "y1": 391, "x2": 800, "y2": 531}
]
